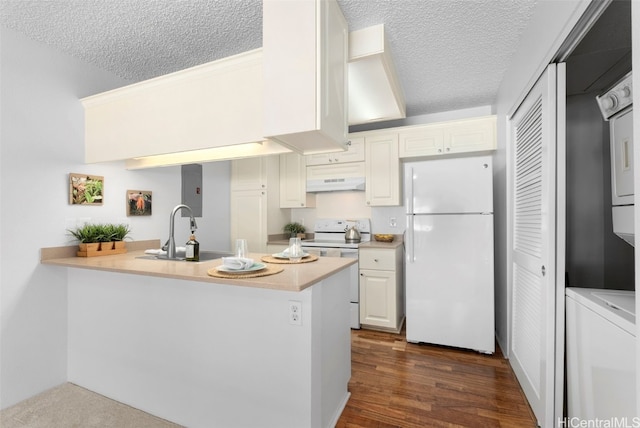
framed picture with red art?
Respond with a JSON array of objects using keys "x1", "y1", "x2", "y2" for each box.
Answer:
[{"x1": 127, "y1": 190, "x2": 152, "y2": 216}]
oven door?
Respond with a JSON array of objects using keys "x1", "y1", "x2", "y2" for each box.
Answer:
[{"x1": 301, "y1": 246, "x2": 360, "y2": 329}]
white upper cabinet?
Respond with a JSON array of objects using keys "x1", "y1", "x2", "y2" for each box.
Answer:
[
  {"x1": 305, "y1": 138, "x2": 365, "y2": 166},
  {"x1": 280, "y1": 153, "x2": 316, "y2": 208},
  {"x1": 364, "y1": 133, "x2": 400, "y2": 206},
  {"x1": 231, "y1": 156, "x2": 269, "y2": 191},
  {"x1": 399, "y1": 116, "x2": 496, "y2": 159},
  {"x1": 262, "y1": 0, "x2": 349, "y2": 155}
]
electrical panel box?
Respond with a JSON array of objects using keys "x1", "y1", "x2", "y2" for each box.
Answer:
[{"x1": 181, "y1": 164, "x2": 202, "y2": 217}]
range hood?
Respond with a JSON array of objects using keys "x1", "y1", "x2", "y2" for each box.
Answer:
[
  {"x1": 307, "y1": 176, "x2": 366, "y2": 192},
  {"x1": 306, "y1": 161, "x2": 366, "y2": 192}
]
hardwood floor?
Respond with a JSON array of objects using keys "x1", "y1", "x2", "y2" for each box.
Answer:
[{"x1": 337, "y1": 327, "x2": 537, "y2": 428}]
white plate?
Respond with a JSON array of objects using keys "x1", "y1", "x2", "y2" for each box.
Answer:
[
  {"x1": 272, "y1": 252, "x2": 310, "y2": 259},
  {"x1": 216, "y1": 262, "x2": 267, "y2": 273}
]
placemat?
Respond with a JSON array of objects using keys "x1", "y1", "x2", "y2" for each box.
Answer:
[
  {"x1": 261, "y1": 254, "x2": 319, "y2": 264},
  {"x1": 207, "y1": 265, "x2": 284, "y2": 279}
]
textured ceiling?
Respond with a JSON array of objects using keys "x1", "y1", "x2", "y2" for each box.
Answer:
[{"x1": 0, "y1": 0, "x2": 538, "y2": 118}]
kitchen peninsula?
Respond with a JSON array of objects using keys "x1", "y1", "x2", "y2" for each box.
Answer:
[{"x1": 41, "y1": 241, "x2": 356, "y2": 428}]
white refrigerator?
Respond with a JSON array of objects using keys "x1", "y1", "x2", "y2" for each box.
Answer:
[{"x1": 404, "y1": 155, "x2": 495, "y2": 353}]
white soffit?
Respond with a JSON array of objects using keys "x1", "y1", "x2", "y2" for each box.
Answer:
[{"x1": 349, "y1": 24, "x2": 406, "y2": 125}]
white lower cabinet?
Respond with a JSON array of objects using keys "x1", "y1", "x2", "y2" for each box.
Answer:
[{"x1": 359, "y1": 246, "x2": 404, "y2": 332}]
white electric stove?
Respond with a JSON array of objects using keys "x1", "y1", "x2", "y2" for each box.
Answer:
[{"x1": 301, "y1": 218, "x2": 371, "y2": 329}]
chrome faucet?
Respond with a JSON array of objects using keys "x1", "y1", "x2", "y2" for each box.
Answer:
[{"x1": 164, "y1": 204, "x2": 198, "y2": 259}]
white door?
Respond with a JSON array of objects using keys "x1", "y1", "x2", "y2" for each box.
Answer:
[{"x1": 508, "y1": 63, "x2": 565, "y2": 427}]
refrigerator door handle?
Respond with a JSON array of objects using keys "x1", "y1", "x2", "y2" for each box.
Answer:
[
  {"x1": 407, "y1": 215, "x2": 415, "y2": 263},
  {"x1": 406, "y1": 167, "x2": 414, "y2": 214}
]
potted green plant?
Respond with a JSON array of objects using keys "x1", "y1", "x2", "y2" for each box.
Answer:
[
  {"x1": 95, "y1": 224, "x2": 114, "y2": 250},
  {"x1": 110, "y1": 224, "x2": 131, "y2": 250},
  {"x1": 284, "y1": 222, "x2": 306, "y2": 239},
  {"x1": 68, "y1": 224, "x2": 102, "y2": 252}
]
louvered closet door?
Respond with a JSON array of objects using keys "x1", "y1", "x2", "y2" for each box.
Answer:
[{"x1": 509, "y1": 64, "x2": 561, "y2": 428}]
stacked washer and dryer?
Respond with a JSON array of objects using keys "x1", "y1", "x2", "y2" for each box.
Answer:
[{"x1": 566, "y1": 72, "x2": 636, "y2": 419}]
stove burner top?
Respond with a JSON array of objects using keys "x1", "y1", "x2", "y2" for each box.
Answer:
[
  {"x1": 300, "y1": 218, "x2": 371, "y2": 249},
  {"x1": 301, "y1": 239, "x2": 360, "y2": 249}
]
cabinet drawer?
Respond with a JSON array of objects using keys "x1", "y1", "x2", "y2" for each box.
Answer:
[{"x1": 359, "y1": 248, "x2": 396, "y2": 270}]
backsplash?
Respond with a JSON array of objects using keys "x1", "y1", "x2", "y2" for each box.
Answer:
[{"x1": 291, "y1": 191, "x2": 405, "y2": 235}]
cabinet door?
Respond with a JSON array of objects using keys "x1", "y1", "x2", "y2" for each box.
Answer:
[
  {"x1": 399, "y1": 127, "x2": 445, "y2": 158},
  {"x1": 397, "y1": 116, "x2": 497, "y2": 159},
  {"x1": 231, "y1": 158, "x2": 267, "y2": 191},
  {"x1": 305, "y1": 137, "x2": 365, "y2": 165},
  {"x1": 230, "y1": 190, "x2": 267, "y2": 253},
  {"x1": 279, "y1": 153, "x2": 315, "y2": 208},
  {"x1": 365, "y1": 134, "x2": 400, "y2": 206},
  {"x1": 360, "y1": 269, "x2": 396, "y2": 329},
  {"x1": 445, "y1": 116, "x2": 496, "y2": 154}
]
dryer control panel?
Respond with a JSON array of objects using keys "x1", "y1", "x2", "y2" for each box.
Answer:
[{"x1": 596, "y1": 72, "x2": 633, "y2": 120}]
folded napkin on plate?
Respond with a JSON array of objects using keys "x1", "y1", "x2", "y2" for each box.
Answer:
[
  {"x1": 222, "y1": 257, "x2": 254, "y2": 270},
  {"x1": 282, "y1": 246, "x2": 304, "y2": 257}
]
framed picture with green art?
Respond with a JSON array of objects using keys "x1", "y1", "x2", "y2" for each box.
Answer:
[{"x1": 69, "y1": 173, "x2": 104, "y2": 205}]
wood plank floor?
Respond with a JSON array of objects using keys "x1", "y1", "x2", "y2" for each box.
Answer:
[{"x1": 337, "y1": 327, "x2": 537, "y2": 428}]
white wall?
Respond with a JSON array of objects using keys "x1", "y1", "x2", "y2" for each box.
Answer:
[
  {"x1": 0, "y1": 27, "x2": 231, "y2": 409},
  {"x1": 493, "y1": 0, "x2": 591, "y2": 355}
]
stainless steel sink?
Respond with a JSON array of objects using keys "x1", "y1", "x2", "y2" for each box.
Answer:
[{"x1": 136, "y1": 250, "x2": 233, "y2": 262}]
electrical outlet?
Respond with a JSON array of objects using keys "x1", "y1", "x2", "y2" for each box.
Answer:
[
  {"x1": 289, "y1": 300, "x2": 302, "y2": 326},
  {"x1": 389, "y1": 217, "x2": 397, "y2": 228}
]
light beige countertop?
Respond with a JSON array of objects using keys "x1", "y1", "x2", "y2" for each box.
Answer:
[
  {"x1": 360, "y1": 234, "x2": 404, "y2": 249},
  {"x1": 269, "y1": 234, "x2": 405, "y2": 249},
  {"x1": 41, "y1": 239, "x2": 356, "y2": 292}
]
